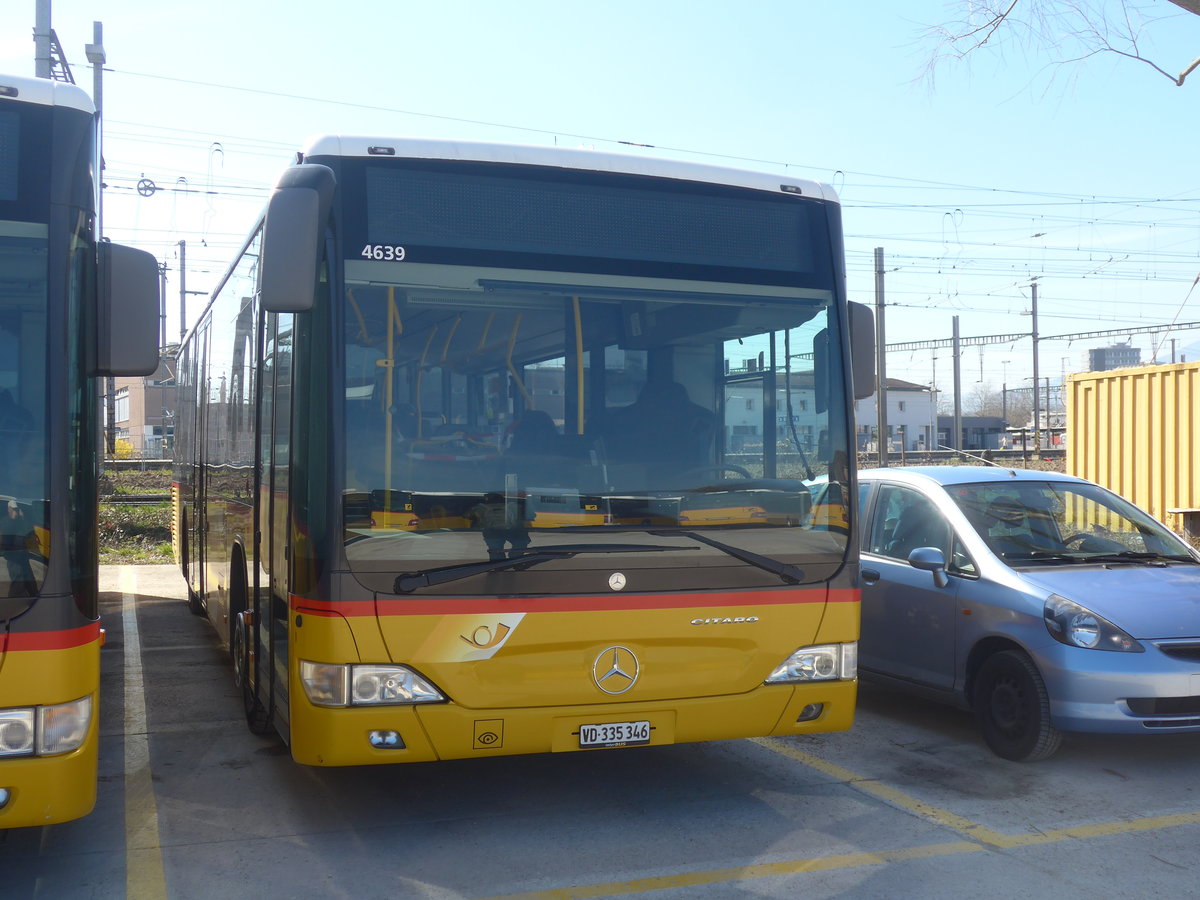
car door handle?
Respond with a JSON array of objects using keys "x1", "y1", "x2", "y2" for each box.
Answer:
[{"x1": 861, "y1": 567, "x2": 880, "y2": 585}]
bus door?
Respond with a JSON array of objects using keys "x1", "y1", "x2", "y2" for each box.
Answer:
[
  {"x1": 189, "y1": 321, "x2": 210, "y2": 603},
  {"x1": 255, "y1": 312, "x2": 294, "y2": 729}
]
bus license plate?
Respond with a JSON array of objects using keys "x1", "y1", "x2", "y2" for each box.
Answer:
[{"x1": 579, "y1": 720, "x2": 651, "y2": 749}]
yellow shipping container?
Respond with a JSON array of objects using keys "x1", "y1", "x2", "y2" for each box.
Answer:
[{"x1": 1067, "y1": 362, "x2": 1200, "y2": 538}]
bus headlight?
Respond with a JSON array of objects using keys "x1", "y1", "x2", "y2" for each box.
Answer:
[
  {"x1": 765, "y1": 643, "x2": 857, "y2": 683},
  {"x1": 0, "y1": 697, "x2": 92, "y2": 757},
  {"x1": 351, "y1": 666, "x2": 444, "y2": 705},
  {"x1": 299, "y1": 661, "x2": 349, "y2": 707},
  {"x1": 38, "y1": 697, "x2": 92, "y2": 754},
  {"x1": 0, "y1": 709, "x2": 35, "y2": 756},
  {"x1": 300, "y1": 661, "x2": 445, "y2": 707}
]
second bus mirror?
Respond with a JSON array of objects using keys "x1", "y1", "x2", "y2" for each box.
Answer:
[
  {"x1": 96, "y1": 242, "x2": 160, "y2": 377},
  {"x1": 849, "y1": 301, "x2": 876, "y2": 401},
  {"x1": 260, "y1": 187, "x2": 321, "y2": 313},
  {"x1": 260, "y1": 163, "x2": 336, "y2": 314}
]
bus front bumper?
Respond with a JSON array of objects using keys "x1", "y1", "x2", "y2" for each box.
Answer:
[
  {"x1": 288, "y1": 679, "x2": 857, "y2": 766},
  {"x1": 0, "y1": 736, "x2": 98, "y2": 828}
]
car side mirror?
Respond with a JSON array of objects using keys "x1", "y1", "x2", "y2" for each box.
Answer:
[{"x1": 908, "y1": 546, "x2": 949, "y2": 588}]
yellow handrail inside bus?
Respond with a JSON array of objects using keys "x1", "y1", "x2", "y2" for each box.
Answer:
[
  {"x1": 506, "y1": 315, "x2": 532, "y2": 407},
  {"x1": 416, "y1": 324, "x2": 439, "y2": 437},
  {"x1": 440, "y1": 315, "x2": 462, "y2": 364},
  {"x1": 384, "y1": 287, "x2": 396, "y2": 490},
  {"x1": 347, "y1": 288, "x2": 370, "y2": 343},
  {"x1": 572, "y1": 296, "x2": 584, "y2": 435},
  {"x1": 477, "y1": 312, "x2": 494, "y2": 353}
]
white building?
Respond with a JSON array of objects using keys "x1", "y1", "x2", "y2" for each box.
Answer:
[{"x1": 853, "y1": 378, "x2": 937, "y2": 452}]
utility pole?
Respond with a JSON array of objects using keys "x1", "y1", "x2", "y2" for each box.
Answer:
[
  {"x1": 179, "y1": 240, "x2": 187, "y2": 343},
  {"x1": 1044, "y1": 376, "x2": 1051, "y2": 434},
  {"x1": 1031, "y1": 281, "x2": 1041, "y2": 452},
  {"x1": 34, "y1": 1, "x2": 51, "y2": 78},
  {"x1": 85, "y1": 23, "x2": 104, "y2": 232},
  {"x1": 952, "y1": 316, "x2": 962, "y2": 452},
  {"x1": 874, "y1": 247, "x2": 888, "y2": 466},
  {"x1": 159, "y1": 262, "x2": 168, "y2": 348},
  {"x1": 83, "y1": 22, "x2": 118, "y2": 456}
]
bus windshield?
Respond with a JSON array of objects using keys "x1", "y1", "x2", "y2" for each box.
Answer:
[
  {"x1": 333, "y1": 157, "x2": 853, "y2": 596},
  {"x1": 0, "y1": 224, "x2": 49, "y2": 603}
]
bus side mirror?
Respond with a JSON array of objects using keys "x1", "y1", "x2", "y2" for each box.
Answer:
[
  {"x1": 260, "y1": 164, "x2": 336, "y2": 314},
  {"x1": 96, "y1": 242, "x2": 159, "y2": 376},
  {"x1": 849, "y1": 301, "x2": 875, "y2": 401}
]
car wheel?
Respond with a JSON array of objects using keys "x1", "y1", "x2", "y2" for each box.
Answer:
[{"x1": 973, "y1": 650, "x2": 1062, "y2": 762}]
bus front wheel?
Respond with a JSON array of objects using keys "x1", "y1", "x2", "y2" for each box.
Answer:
[{"x1": 233, "y1": 610, "x2": 272, "y2": 736}]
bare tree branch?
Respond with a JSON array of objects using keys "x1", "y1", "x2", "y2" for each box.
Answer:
[{"x1": 922, "y1": 0, "x2": 1200, "y2": 87}]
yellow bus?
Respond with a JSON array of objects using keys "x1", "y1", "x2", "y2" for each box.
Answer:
[
  {"x1": 0, "y1": 73, "x2": 158, "y2": 827},
  {"x1": 174, "y1": 137, "x2": 874, "y2": 765}
]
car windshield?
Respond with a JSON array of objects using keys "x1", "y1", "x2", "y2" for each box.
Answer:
[{"x1": 946, "y1": 479, "x2": 1194, "y2": 564}]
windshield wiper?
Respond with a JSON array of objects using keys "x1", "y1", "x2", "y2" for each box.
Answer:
[
  {"x1": 393, "y1": 544, "x2": 692, "y2": 593},
  {"x1": 1000, "y1": 550, "x2": 1088, "y2": 564},
  {"x1": 649, "y1": 530, "x2": 804, "y2": 585},
  {"x1": 1075, "y1": 551, "x2": 1194, "y2": 566}
]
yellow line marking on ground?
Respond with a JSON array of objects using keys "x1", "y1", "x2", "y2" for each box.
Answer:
[
  {"x1": 753, "y1": 737, "x2": 1200, "y2": 849},
  {"x1": 490, "y1": 841, "x2": 983, "y2": 899},
  {"x1": 751, "y1": 737, "x2": 1008, "y2": 843},
  {"x1": 120, "y1": 568, "x2": 168, "y2": 900},
  {"x1": 485, "y1": 738, "x2": 1200, "y2": 899}
]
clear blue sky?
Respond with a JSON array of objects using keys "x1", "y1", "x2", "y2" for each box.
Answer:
[{"x1": 6, "y1": 0, "x2": 1200, "y2": 398}]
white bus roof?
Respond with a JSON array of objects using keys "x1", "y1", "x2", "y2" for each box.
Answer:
[
  {"x1": 0, "y1": 72, "x2": 93, "y2": 114},
  {"x1": 301, "y1": 135, "x2": 839, "y2": 204}
]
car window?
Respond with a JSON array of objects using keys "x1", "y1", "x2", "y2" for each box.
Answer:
[
  {"x1": 946, "y1": 479, "x2": 1191, "y2": 560},
  {"x1": 867, "y1": 484, "x2": 950, "y2": 561},
  {"x1": 949, "y1": 532, "x2": 978, "y2": 577},
  {"x1": 856, "y1": 481, "x2": 873, "y2": 549}
]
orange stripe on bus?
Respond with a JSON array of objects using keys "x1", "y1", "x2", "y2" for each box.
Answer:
[
  {"x1": 290, "y1": 588, "x2": 858, "y2": 618},
  {"x1": 0, "y1": 622, "x2": 102, "y2": 652}
]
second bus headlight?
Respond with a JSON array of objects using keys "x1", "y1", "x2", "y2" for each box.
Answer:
[
  {"x1": 300, "y1": 661, "x2": 445, "y2": 707},
  {"x1": 38, "y1": 697, "x2": 92, "y2": 754},
  {"x1": 764, "y1": 643, "x2": 857, "y2": 683},
  {"x1": 351, "y1": 666, "x2": 444, "y2": 705}
]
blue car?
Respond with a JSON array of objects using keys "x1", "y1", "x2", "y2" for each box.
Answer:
[{"x1": 855, "y1": 466, "x2": 1200, "y2": 761}]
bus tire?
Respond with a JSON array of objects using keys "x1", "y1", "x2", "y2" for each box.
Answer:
[
  {"x1": 180, "y1": 514, "x2": 204, "y2": 617},
  {"x1": 233, "y1": 610, "x2": 272, "y2": 736}
]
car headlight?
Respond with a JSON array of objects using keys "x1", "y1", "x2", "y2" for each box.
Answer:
[
  {"x1": 300, "y1": 661, "x2": 445, "y2": 707},
  {"x1": 1044, "y1": 594, "x2": 1143, "y2": 652},
  {"x1": 765, "y1": 643, "x2": 857, "y2": 683}
]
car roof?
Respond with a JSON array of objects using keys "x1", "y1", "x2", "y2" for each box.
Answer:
[{"x1": 857, "y1": 465, "x2": 1090, "y2": 488}]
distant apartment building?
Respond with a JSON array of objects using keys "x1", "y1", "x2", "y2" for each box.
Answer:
[
  {"x1": 1088, "y1": 342, "x2": 1141, "y2": 372},
  {"x1": 853, "y1": 378, "x2": 937, "y2": 452},
  {"x1": 110, "y1": 347, "x2": 177, "y2": 458}
]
